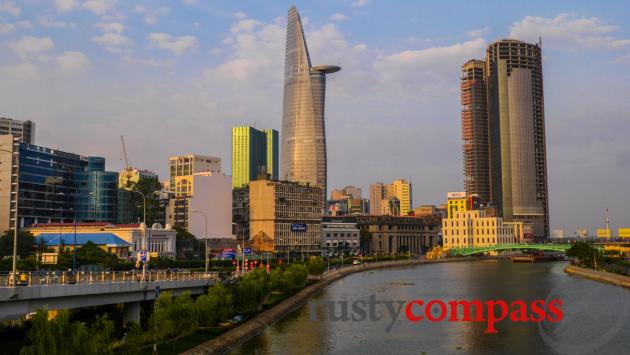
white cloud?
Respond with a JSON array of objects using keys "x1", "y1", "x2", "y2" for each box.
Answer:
[
  {"x1": 181, "y1": 0, "x2": 198, "y2": 5},
  {"x1": 352, "y1": 0, "x2": 369, "y2": 7},
  {"x1": 0, "y1": 23, "x2": 16, "y2": 34},
  {"x1": 234, "y1": 12, "x2": 247, "y2": 20},
  {"x1": 329, "y1": 13, "x2": 348, "y2": 22},
  {"x1": 95, "y1": 22, "x2": 124, "y2": 34},
  {"x1": 82, "y1": 0, "x2": 116, "y2": 15},
  {"x1": 16, "y1": 21, "x2": 34, "y2": 29},
  {"x1": 92, "y1": 32, "x2": 133, "y2": 48},
  {"x1": 510, "y1": 14, "x2": 630, "y2": 50},
  {"x1": 38, "y1": 15, "x2": 76, "y2": 28},
  {"x1": 467, "y1": 26, "x2": 489, "y2": 38},
  {"x1": 133, "y1": 5, "x2": 170, "y2": 25},
  {"x1": 54, "y1": 0, "x2": 79, "y2": 12},
  {"x1": 9, "y1": 36, "x2": 55, "y2": 59},
  {"x1": 148, "y1": 33, "x2": 198, "y2": 55},
  {"x1": 55, "y1": 51, "x2": 90, "y2": 73},
  {"x1": 1, "y1": 63, "x2": 39, "y2": 80},
  {"x1": 0, "y1": 1, "x2": 20, "y2": 16}
]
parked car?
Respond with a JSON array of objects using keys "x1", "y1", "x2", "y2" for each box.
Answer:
[{"x1": 352, "y1": 259, "x2": 361, "y2": 265}]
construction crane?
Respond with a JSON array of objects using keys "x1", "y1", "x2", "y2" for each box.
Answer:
[{"x1": 119, "y1": 135, "x2": 137, "y2": 190}]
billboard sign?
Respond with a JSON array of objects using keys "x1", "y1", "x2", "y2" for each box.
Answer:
[
  {"x1": 291, "y1": 223, "x2": 307, "y2": 232},
  {"x1": 619, "y1": 228, "x2": 630, "y2": 238},
  {"x1": 447, "y1": 192, "x2": 467, "y2": 199},
  {"x1": 221, "y1": 248, "x2": 236, "y2": 259},
  {"x1": 244, "y1": 247, "x2": 252, "y2": 255},
  {"x1": 596, "y1": 229, "x2": 611, "y2": 238}
]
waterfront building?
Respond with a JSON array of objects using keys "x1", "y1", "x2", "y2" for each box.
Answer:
[
  {"x1": 231, "y1": 126, "x2": 278, "y2": 188},
  {"x1": 248, "y1": 174, "x2": 323, "y2": 255},
  {"x1": 460, "y1": 39, "x2": 549, "y2": 238},
  {"x1": 442, "y1": 209, "x2": 516, "y2": 249},
  {"x1": 0, "y1": 135, "x2": 118, "y2": 233},
  {"x1": 28, "y1": 222, "x2": 176, "y2": 258},
  {"x1": 281, "y1": 6, "x2": 340, "y2": 204},
  {"x1": 321, "y1": 218, "x2": 360, "y2": 256},
  {"x1": 168, "y1": 154, "x2": 221, "y2": 230},
  {"x1": 0, "y1": 117, "x2": 35, "y2": 144}
]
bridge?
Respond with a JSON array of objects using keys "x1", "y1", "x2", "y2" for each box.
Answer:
[
  {"x1": 448, "y1": 243, "x2": 572, "y2": 256},
  {"x1": 0, "y1": 270, "x2": 216, "y2": 322}
]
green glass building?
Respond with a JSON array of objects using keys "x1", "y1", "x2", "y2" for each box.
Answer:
[{"x1": 231, "y1": 126, "x2": 278, "y2": 188}]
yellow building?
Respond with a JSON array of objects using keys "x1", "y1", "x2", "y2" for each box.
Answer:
[
  {"x1": 249, "y1": 177, "x2": 323, "y2": 255},
  {"x1": 369, "y1": 179, "x2": 412, "y2": 216},
  {"x1": 442, "y1": 209, "x2": 516, "y2": 249},
  {"x1": 446, "y1": 191, "x2": 482, "y2": 218},
  {"x1": 597, "y1": 228, "x2": 612, "y2": 238}
]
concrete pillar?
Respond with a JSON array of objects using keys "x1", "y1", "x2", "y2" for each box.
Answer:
[{"x1": 123, "y1": 301, "x2": 141, "y2": 325}]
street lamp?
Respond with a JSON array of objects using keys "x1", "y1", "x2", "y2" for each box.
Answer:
[
  {"x1": 0, "y1": 146, "x2": 19, "y2": 287},
  {"x1": 190, "y1": 209, "x2": 209, "y2": 275}
]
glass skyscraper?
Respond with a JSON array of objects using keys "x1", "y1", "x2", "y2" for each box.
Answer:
[
  {"x1": 281, "y1": 6, "x2": 340, "y2": 204},
  {"x1": 231, "y1": 126, "x2": 278, "y2": 188}
]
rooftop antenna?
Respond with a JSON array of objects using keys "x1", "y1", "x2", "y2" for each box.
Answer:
[{"x1": 606, "y1": 208, "x2": 611, "y2": 237}]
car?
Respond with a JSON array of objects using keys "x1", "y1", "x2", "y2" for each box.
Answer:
[
  {"x1": 232, "y1": 315, "x2": 245, "y2": 324},
  {"x1": 352, "y1": 259, "x2": 361, "y2": 265}
]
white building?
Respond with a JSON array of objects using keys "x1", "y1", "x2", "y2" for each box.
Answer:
[
  {"x1": 321, "y1": 221, "x2": 360, "y2": 256},
  {"x1": 551, "y1": 229, "x2": 565, "y2": 239},
  {"x1": 188, "y1": 172, "x2": 233, "y2": 239}
]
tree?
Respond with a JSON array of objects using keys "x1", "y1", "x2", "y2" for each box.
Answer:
[
  {"x1": 567, "y1": 242, "x2": 602, "y2": 268},
  {"x1": 133, "y1": 177, "x2": 164, "y2": 226},
  {"x1": 359, "y1": 229, "x2": 372, "y2": 254},
  {"x1": 306, "y1": 256, "x2": 325, "y2": 276},
  {"x1": 57, "y1": 241, "x2": 121, "y2": 270},
  {"x1": 196, "y1": 284, "x2": 233, "y2": 327},
  {"x1": 175, "y1": 228, "x2": 203, "y2": 259},
  {"x1": 0, "y1": 230, "x2": 35, "y2": 258}
]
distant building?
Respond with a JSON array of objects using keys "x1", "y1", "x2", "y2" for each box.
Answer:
[
  {"x1": 188, "y1": 172, "x2": 233, "y2": 240},
  {"x1": 168, "y1": 154, "x2": 221, "y2": 230},
  {"x1": 0, "y1": 117, "x2": 35, "y2": 144},
  {"x1": 231, "y1": 126, "x2": 278, "y2": 188},
  {"x1": 413, "y1": 205, "x2": 438, "y2": 217},
  {"x1": 28, "y1": 222, "x2": 176, "y2": 258},
  {"x1": 1, "y1": 135, "x2": 118, "y2": 233},
  {"x1": 369, "y1": 179, "x2": 412, "y2": 216},
  {"x1": 248, "y1": 174, "x2": 323, "y2": 256},
  {"x1": 321, "y1": 218, "x2": 360, "y2": 256},
  {"x1": 575, "y1": 228, "x2": 589, "y2": 238},
  {"x1": 446, "y1": 191, "x2": 482, "y2": 218},
  {"x1": 551, "y1": 229, "x2": 565, "y2": 239},
  {"x1": 330, "y1": 186, "x2": 362, "y2": 200}
]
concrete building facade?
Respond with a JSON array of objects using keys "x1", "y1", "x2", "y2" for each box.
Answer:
[{"x1": 0, "y1": 117, "x2": 35, "y2": 144}]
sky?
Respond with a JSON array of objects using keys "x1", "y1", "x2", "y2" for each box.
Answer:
[{"x1": 1, "y1": 0, "x2": 629, "y2": 235}]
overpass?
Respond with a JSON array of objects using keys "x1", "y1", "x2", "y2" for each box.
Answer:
[
  {"x1": 448, "y1": 243, "x2": 572, "y2": 256},
  {"x1": 0, "y1": 271, "x2": 216, "y2": 322}
]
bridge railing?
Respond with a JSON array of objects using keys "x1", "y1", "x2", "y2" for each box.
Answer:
[{"x1": 1, "y1": 270, "x2": 217, "y2": 287}]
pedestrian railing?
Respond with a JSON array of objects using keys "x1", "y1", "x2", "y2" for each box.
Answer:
[{"x1": 1, "y1": 270, "x2": 217, "y2": 288}]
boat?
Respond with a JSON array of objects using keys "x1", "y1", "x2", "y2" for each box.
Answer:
[{"x1": 511, "y1": 253, "x2": 562, "y2": 263}]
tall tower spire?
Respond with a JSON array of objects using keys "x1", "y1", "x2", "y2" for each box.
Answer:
[{"x1": 280, "y1": 6, "x2": 340, "y2": 205}]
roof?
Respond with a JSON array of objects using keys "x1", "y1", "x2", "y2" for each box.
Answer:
[
  {"x1": 35, "y1": 233, "x2": 131, "y2": 247},
  {"x1": 31, "y1": 222, "x2": 140, "y2": 228}
]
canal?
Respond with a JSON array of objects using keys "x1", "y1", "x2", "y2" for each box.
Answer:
[{"x1": 231, "y1": 260, "x2": 630, "y2": 354}]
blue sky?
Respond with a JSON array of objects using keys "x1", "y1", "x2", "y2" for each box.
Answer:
[{"x1": 1, "y1": 0, "x2": 630, "y2": 235}]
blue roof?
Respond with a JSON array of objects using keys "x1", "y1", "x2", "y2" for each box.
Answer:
[{"x1": 35, "y1": 233, "x2": 131, "y2": 247}]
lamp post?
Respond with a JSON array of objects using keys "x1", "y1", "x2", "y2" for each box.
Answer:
[
  {"x1": 190, "y1": 209, "x2": 208, "y2": 275},
  {"x1": 129, "y1": 190, "x2": 147, "y2": 279},
  {"x1": 1, "y1": 146, "x2": 19, "y2": 287}
]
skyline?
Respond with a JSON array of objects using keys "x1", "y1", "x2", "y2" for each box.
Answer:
[{"x1": 1, "y1": 1, "x2": 630, "y2": 234}]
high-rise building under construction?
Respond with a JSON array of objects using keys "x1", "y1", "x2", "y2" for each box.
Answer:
[{"x1": 460, "y1": 39, "x2": 549, "y2": 238}]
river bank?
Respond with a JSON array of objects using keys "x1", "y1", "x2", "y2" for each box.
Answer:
[
  {"x1": 565, "y1": 264, "x2": 630, "y2": 288},
  {"x1": 181, "y1": 257, "x2": 485, "y2": 355}
]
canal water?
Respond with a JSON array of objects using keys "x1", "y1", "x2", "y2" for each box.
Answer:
[{"x1": 231, "y1": 260, "x2": 630, "y2": 354}]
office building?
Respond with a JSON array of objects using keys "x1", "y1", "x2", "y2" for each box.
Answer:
[
  {"x1": 461, "y1": 60, "x2": 490, "y2": 203},
  {"x1": 331, "y1": 186, "x2": 362, "y2": 200},
  {"x1": 231, "y1": 126, "x2": 278, "y2": 188},
  {"x1": 0, "y1": 117, "x2": 35, "y2": 144},
  {"x1": 0, "y1": 135, "x2": 118, "y2": 233},
  {"x1": 321, "y1": 218, "x2": 360, "y2": 256},
  {"x1": 446, "y1": 191, "x2": 481, "y2": 218},
  {"x1": 248, "y1": 174, "x2": 323, "y2": 256},
  {"x1": 461, "y1": 39, "x2": 549, "y2": 238},
  {"x1": 369, "y1": 179, "x2": 413, "y2": 216},
  {"x1": 328, "y1": 215, "x2": 440, "y2": 255},
  {"x1": 281, "y1": 6, "x2": 340, "y2": 204},
  {"x1": 168, "y1": 154, "x2": 221, "y2": 230}
]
